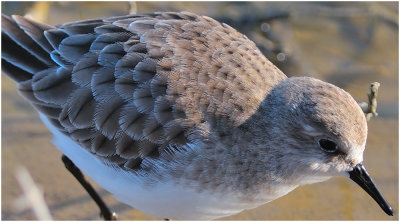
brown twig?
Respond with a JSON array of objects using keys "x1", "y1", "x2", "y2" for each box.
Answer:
[{"x1": 359, "y1": 82, "x2": 380, "y2": 121}]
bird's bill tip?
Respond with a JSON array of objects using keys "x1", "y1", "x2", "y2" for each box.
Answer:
[{"x1": 348, "y1": 163, "x2": 393, "y2": 216}]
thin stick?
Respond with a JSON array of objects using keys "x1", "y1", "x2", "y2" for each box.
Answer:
[{"x1": 14, "y1": 166, "x2": 53, "y2": 220}]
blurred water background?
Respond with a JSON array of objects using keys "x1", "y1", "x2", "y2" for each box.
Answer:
[{"x1": 1, "y1": 1, "x2": 398, "y2": 220}]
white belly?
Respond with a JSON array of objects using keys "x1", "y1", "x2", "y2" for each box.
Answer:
[{"x1": 40, "y1": 114, "x2": 296, "y2": 220}]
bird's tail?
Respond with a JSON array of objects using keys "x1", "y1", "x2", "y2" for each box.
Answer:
[{"x1": 1, "y1": 14, "x2": 56, "y2": 83}]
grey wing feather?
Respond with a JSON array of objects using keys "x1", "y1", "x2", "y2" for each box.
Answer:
[
  {"x1": 11, "y1": 15, "x2": 54, "y2": 53},
  {"x1": 58, "y1": 34, "x2": 97, "y2": 63},
  {"x1": 44, "y1": 28, "x2": 69, "y2": 50},
  {"x1": 71, "y1": 51, "x2": 100, "y2": 87},
  {"x1": 2, "y1": 15, "x2": 54, "y2": 67},
  {"x1": 1, "y1": 12, "x2": 202, "y2": 172}
]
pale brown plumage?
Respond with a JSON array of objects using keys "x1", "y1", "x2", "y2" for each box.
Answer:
[
  {"x1": 2, "y1": 12, "x2": 286, "y2": 172},
  {"x1": 3, "y1": 11, "x2": 394, "y2": 219}
]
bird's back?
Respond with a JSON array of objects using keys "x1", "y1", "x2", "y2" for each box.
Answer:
[{"x1": 1, "y1": 11, "x2": 286, "y2": 175}]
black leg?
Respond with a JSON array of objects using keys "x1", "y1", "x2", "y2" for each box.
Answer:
[{"x1": 61, "y1": 155, "x2": 117, "y2": 220}]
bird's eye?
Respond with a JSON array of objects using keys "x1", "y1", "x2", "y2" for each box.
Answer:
[{"x1": 318, "y1": 139, "x2": 338, "y2": 153}]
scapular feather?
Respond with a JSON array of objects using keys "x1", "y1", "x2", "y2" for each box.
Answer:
[
  {"x1": 94, "y1": 95, "x2": 125, "y2": 139},
  {"x1": 32, "y1": 67, "x2": 76, "y2": 106},
  {"x1": 59, "y1": 34, "x2": 96, "y2": 63},
  {"x1": 98, "y1": 43, "x2": 126, "y2": 68},
  {"x1": 119, "y1": 103, "x2": 146, "y2": 140},
  {"x1": 72, "y1": 52, "x2": 100, "y2": 87},
  {"x1": 44, "y1": 28, "x2": 69, "y2": 50}
]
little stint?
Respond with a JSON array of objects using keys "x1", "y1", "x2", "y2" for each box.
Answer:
[{"x1": 1, "y1": 11, "x2": 393, "y2": 220}]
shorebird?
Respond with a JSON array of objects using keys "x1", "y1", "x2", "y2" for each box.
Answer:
[{"x1": 1, "y1": 11, "x2": 393, "y2": 220}]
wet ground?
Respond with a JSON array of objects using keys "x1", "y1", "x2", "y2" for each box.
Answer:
[{"x1": 2, "y1": 2, "x2": 398, "y2": 220}]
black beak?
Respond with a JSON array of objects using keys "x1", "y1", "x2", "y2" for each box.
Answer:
[{"x1": 348, "y1": 163, "x2": 393, "y2": 216}]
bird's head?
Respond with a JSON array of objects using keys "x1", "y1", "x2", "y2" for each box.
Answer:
[{"x1": 244, "y1": 77, "x2": 392, "y2": 215}]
